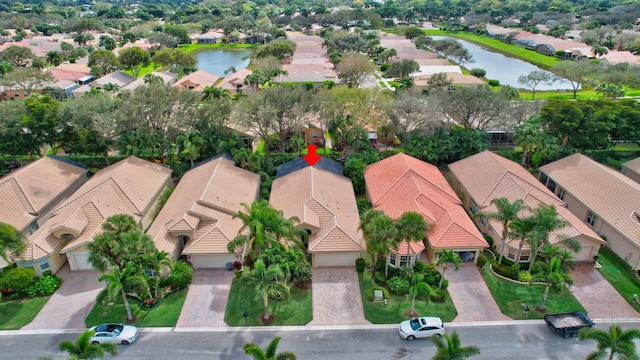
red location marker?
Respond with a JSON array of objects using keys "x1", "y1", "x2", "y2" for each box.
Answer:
[{"x1": 302, "y1": 144, "x2": 322, "y2": 166}]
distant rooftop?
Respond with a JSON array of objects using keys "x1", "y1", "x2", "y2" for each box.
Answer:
[{"x1": 276, "y1": 157, "x2": 343, "y2": 178}]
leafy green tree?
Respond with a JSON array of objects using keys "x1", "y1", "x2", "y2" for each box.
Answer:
[
  {"x1": 395, "y1": 211, "x2": 428, "y2": 259},
  {"x1": 578, "y1": 324, "x2": 640, "y2": 360},
  {"x1": 88, "y1": 50, "x2": 119, "y2": 77},
  {"x1": 0, "y1": 60, "x2": 12, "y2": 76},
  {"x1": 243, "y1": 336, "x2": 296, "y2": 360},
  {"x1": 513, "y1": 115, "x2": 561, "y2": 168},
  {"x1": 118, "y1": 47, "x2": 150, "y2": 78},
  {"x1": 244, "y1": 260, "x2": 289, "y2": 320},
  {"x1": 98, "y1": 35, "x2": 116, "y2": 51},
  {"x1": 404, "y1": 26, "x2": 424, "y2": 39},
  {"x1": 436, "y1": 249, "x2": 461, "y2": 289},
  {"x1": 163, "y1": 24, "x2": 190, "y2": 44},
  {"x1": 59, "y1": 330, "x2": 117, "y2": 360},
  {"x1": 429, "y1": 87, "x2": 510, "y2": 130},
  {"x1": 176, "y1": 132, "x2": 205, "y2": 166},
  {"x1": 385, "y1": 59, "x2": 420, "y2": 79},
  {"x1": 143, "y1": 74, "x2": 163, "y2": 85},
  {"x1": 22, "y1": 93, "x2": 62, "y2": 156},
  {"x1": 474, "y1": 198, "x2": 529, "y2": 264},
  {"x1": 1, "y1": 45, "x2": 34, "y2": 67},
  {"x1": 202, "y1": 86, "x2": 231, "y2": 101},
  {"x1": 98, "y1": 263, "x2": 143, "y2": 321},
  {"x1": 431, "y1": 331, "x2": 480, "y2": 360},
  {"x1": 150, "y1": 48, "x2": 195, "y2": 73},
  {"x1": 336, "y1": 51, "x2": 376, "y2": 88},
  {"x1": 60, "y1": 42, "x2": 74, "y2": 57},
  {"x1": 72, "y1": 33, "x2": 94, "y2": 47},
  {"x1": 517, "y1": 70, "x2": 554, "y2": 100},
  {"x1": 531, "y1": 257, "x2": 573, "y2": 310},
  {"x1": 551, "y1": 61, "x2": 597, "y2": 99},
  {"x1": 596, "y1": 82, "x2": 625, "y2": 99},
  {"x1": 0, "y1": 222, "x2": 26, "y2": 264},
  {"x1": 256, "y1": 39, "x2": 296, "y2": 60},
  {"x1": 46, "y1": 51, "x2": 63, "y2": 66},
  {"x1": 359, "y1": 209, "x2": 398, "y2": 278},
  {"x1": 409, "y1": 273, "x2": 432, "y2": 317},
  {"x1": 87, "y1": 214, "x2": 140, "y2": 272},
  {"x1": 147, "y1": 32, "x2": 179, "y2": 50}
]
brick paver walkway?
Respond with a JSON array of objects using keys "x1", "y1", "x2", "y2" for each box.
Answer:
[
  {"x1": 570, "y1": 263, "x2": 639, "y2": 320},
  {"x1": 175, "y1": 269, "x2": 233, "y2": 327},
  {"x1": 446, "y1": 265, "x2": 511, "y2": 322},
  {"x1": 308, "y1": 267, "x2": 369, "y2": 326}
]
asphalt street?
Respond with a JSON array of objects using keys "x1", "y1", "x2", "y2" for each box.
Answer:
[{"x1": 3, "y1": 322, "x2": 640, "y2": 360}]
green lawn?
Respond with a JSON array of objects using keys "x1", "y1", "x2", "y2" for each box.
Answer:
[
  {"x1": 614, "y1": 143, "x2": 640, "y2": 151},
  {"x1": 480, "y1": 262, "x2": 585, "y2": 319},
  {"x1": 422, "y1": 30, "x2": 558, "y2": 69},
  {"x1": 85, "y1": 289, "x2": 187, "y2": 327},
  {"x1": 301, "y1": 146, "x2": 333, "y2": 155},
  {"x1": 596, "y1": 247, "x2": 640, "y2": 312},
  {"x1": 224, "y1": 277, "x2": 312, "y2": 326},
  {"x1": 0, "y1": 296, "x2": 50, "y2": 330},
  {"x1": 358, "y1": 271, "x2": 458, "y2": 324},
  {"x1": 122, "y1": 63, "x2": 159, "y2": 78}
]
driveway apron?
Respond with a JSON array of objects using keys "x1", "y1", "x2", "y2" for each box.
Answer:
[
  {"x1": 23, "y1": 263, "x2": 103, "y2": 330},
  {"x1": 446, "y1": 265, "x2": 511, "y2": 322},
  {"x1": 308, "y1": 267, "x2": 369, "y2": 326},
  {"x1": 175, "y1": 269, "x2": 233, "y2": 327},
  {"x1": 569, "y1": 263, "x2": 639, "y2": 320}
]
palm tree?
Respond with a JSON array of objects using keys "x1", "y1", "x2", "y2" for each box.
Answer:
[
  {"x1": 527, "y1": 204, "x2": 572, "y2": 265},
  {"x1": 531, "y1": 257, "x2": 574, "y2": 311},
  {"x1": 228, "y1": 200, "x2": 304, "y2": 264},
  {"x1": 0, "y1": 222, "x2": 26, "y2": 264},
  {"x1": 244, "y1": 336, "x2": 296, "y2": 360},
  {"x1": 202, "y1": 86, "x2": 231, "y2": 101},
  {"x1": 507, "y1": 217, "x2": 536, "y2": 263},
  {"x1": 578, "y1": 324, "x2": 640, "y2": 360},
  {"x1": 98, "y1": 263, "x2": 143, "y2": 321},
  {"x1": 436, "y1": 249, "x2": 461, "y2": 289},
  {"x1": 59, "y1": 330, "x2": 117, "y2": 360},
  {"x1": 176, "y1": 132, "x2": 205, "y2": 167},
  {"x1": 243, "y1": 260, "x2": 289, "y2": 320},
  {"x1": 409, "y1": 273, "x2": 432, "y2": 318},
  {"x1": 359, "y1": 209, "x2": 399, "y2": 278},
  {"x1": 431, "y1": 331, "x2": 480, "y2": 360},
  {"x1": 474, "y1": 198, "x2": 529, "y2": 264},
  {"x1": 538, "y1": 245, "x2": 576, "y2": 272},
  {"x1": 46, "y1": 50, "x2": 63, "y2": 66},
  {"x1": 395, "y1": 211, "x2": 428, "y2": 261},
  {"x1": 88, "y1": 214, "x2": 141, "y2": 272}
]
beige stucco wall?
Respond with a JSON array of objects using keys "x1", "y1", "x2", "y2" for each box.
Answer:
[{"x1": 45, "y1": 244, "x2": 70, "y2": 276}]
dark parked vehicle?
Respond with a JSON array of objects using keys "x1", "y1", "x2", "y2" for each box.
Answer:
[{"x1": 544, "y1": 312, "x2": 594, "y2": 338}]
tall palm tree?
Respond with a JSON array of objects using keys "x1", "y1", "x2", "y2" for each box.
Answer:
[
  {"x1": 46, "y1": 50, "x2": 63, "y2": 66},
  {"x1": 359, "y1": 209, "x2": 398, "y2": 278},
  {"x1": 507, "y1": 217, "x2": 536, "y2": 263},
  {"x1": 578, "y1": 324, "x2": 640, "y2": 360},
  {"x1": 395, "y1": 211, "x2": 428, "y2": 261},
  {"x1": 88, "y1": 214, "x2": 142, "y2": 272},
  {"x1": 431, "y1": 331, "x2": 480, "y2": 360},
  {"x1": 59, "y1": 330, "x2": 117, "y2": 360},
  {"x1": 176, "y1": 132, "x2": 205, "y2": 167},
  {"x1": 202, "y1": 85, "x2": 231, "y2": 101},
  {"x1": 531, "y1": 257, "x2": 574, "y2": 310},
  {"x1": 436, "y1": 249, "x2": 461, "y2": 289},
  {"x1": 474, "y1": 198, "x2": 529, "y2": 264},
  {"x1": 0, "y1": 222, "x2": 26, "y2": 264},
  {"x1": 527, "y1": 204, "x2": 572, "y2": 265},
  {"x1": 98, "y1": 263, "x2": 144, "y2": 321},
  {"x1": 243, "y1": 260, "x2": 289, "y2": 320},
  {"x1": 243, "y1": 336, "x2": 296, "y2": 360}
]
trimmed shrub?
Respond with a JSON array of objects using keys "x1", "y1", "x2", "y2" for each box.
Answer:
[
  {"x1": 357, "y1": 199, "x2": 372, "y2": 215},
  {"x1": 518, "y1": 271, "x2": 532, "y2": 283},
  {"x1": 374, "y1": 260, "x2": 386, "y2": 273},
  {"x1": 293, "y1": 262, "x2": 312, "y2": 287},
  {"x1": 492, "y1": 261, "x2": 512, "y2": 278},
  {"x1": 483, "y1": 235, "x2": 494, "y2": 248},
  {"x1": 232, "y1": 261, "x2": 242, "y2": 270},
  {"x1": 355, "y1": 258, "x2": 366, "y2": 273},
  {"x1": 470, "y1": 68, "x2": 486, "y2": 77},
  {"x1": 430, "y1": 289, "x2": 447, "y2": 303},
  {"x1": 413, "y1": 261, "x2": 429, "y2": 274},
  {"x1": 268, "y1": 287, "x2": 287, "y2": 301},
  {"x1": 509, "y1": 263, "x2": 521, "y2": 279},
  {"x1": 488, "y1": 79, "x2": 500, "y2": 87},
  {"x1": 28, "y1": 275, "x2": 62, "y2": 297},
  {"x1": 0, "y1": 267, "x2": 36, "y2": 294},
  {"x1": 440, "y1": 278, "x2": 449, "y2": 291},
  {"x1": 233, "y1": 269, "x2": 243, "y2": 278},
  {"x1": 387, "y1": 276, "x2": 410, "y2": 295},
  {"x1": 380, "y1": 63, "x2": 390, "y2": 71},
  {"x1": 374, "y1": 271, "x2": 387, "y2": 285},
  {"x1": 477, "y1": 254, "x2": 487, "y2": 268},
  {"x1": 367, "y1": 286, "x2": 389, "y2": 301}
]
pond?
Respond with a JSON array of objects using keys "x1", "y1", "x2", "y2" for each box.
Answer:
[
  {"x1": 195, "y1": 49, "x2": 254, "y2": 77},
  {"x1": 430, "y1": 36, "x2": 573, "y2": 91}
]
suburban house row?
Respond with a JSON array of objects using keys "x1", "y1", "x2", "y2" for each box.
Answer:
[{"x1": 2, "y1": 151, "x2": 639, "y2": 276}]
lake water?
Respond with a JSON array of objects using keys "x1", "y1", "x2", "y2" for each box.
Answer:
[
  {"x1": 195, "y1": 49, "x2": 254, "y2": 77},
  {"x1": 430, "y1": 36, "x2": 573, "y2": 91}
]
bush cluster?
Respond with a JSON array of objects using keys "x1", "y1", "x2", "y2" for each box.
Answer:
[
  {"x1": 355, "y1": 258, "x2": 366, "y2": 273},
  {"x1": 386, "y1": 276, "x2": 410, "y2": 296},
  {"x1": 0, "y1": 268, "x2": 62, "y2": 299},
  {"x1": 293, "y1": 262, "x2": 312, "y2": 287},
  {"x1": 268, "y1": 287, "x2": 287, "y2": 301}
]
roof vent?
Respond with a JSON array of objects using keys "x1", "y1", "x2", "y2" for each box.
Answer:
[{"x1": 633, "y1": 212, "x2": 640, "y2": 225}]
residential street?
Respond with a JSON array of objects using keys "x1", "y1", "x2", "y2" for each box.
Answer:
[{"x1": 4, "y1": 322, "x2": 640, "y2": 360}]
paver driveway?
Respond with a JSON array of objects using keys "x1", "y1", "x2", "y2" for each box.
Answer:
[
  {"x1": 570, "y1": 263, "x2": 638, "y2": 320},
  {"x1": 308, "y1": 267, "x2": 369, "y2": 326},
  {"x1": 23, "y1": 264, "x2": 103, "y2": 330},
  {"x1": 175, "y1": 269, "x2": 233, "y2": 327},
  {"x1": 446, "y1": 265, "x2": 511, "y2": 322}
]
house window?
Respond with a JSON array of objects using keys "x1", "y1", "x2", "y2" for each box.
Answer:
[
  {"x1": 447, "y1": 85, "x2": 456, "y2": 91},
  {"x1": 38, "y1": 260, "x2": 50, "y2": 272},
  {"x1": 390, "y1": 253, "x2": 397, "y2": 266},
  {"x1": 29, "y1": 220, "x2": 39, "y2": 233},
  {"x1": 507, "y1": 247, "x2": 517, "y2": 260},
  {"x1": 557, "y1": 188, "x2": 565, "y2": 200},
  {"x1": 399, "y1": 255, "x2": 409, "y2": 267},
  {"x1": 470, "y1": 202, "x2": 477, "y2": 215},
  {"x1": 414, "y1": 255, "x2": 420, "y2": 264},
  {"x1": 539, "y1": 173, "x2": 548, "y2": 185},
  {"x1": 480, "y1": 217, "x2": 487, "y2": 228},
  {"x1": 586, "y1": 211, "x2": 597, "y2": 227},
  {"x1": 546, "y1": 180, "x2": 556, "y2": 193},
  {"x1": 519, "y1": 250, "x2": 531, "y2": 262}
]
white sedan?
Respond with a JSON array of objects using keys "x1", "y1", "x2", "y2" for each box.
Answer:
[
  {"x1": 89, "y1": 324, "x2": 139, "y2": 345},
  {"x1": 398, "y1": 317, "x2": 445, "y2": 340}
]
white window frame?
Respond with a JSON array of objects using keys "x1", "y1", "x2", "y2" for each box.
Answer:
[
  {"x1": 29, "y1": 220, "x2": 39, "y2": 233},
  {"x1": 586, "y1": 211, "x2": 597, "y2": 227},
  {"x1": 39, "y1": 260, "x2": 50, "y2": 272},
  {"x1": 557, "y1": 188, "x2": 565, "y2": 200},
  {"x1": 507, "y1": 247, "x2": 517, "y2": 260},
  {"x1": 519, "y1": 250, "x2": 531, "y2": 262},
  {"x1": 399, "y1": 255, "x2": 409, "y2": 267},
  {"x1": 389, "y1": 253, "x2": 397, "y2": 266}
]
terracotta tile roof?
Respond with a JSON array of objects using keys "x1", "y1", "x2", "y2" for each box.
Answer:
[
  {"x1": 449, "y1": 151, "x2": 603, "y2": 247},
  {"x1": 146, "y1": 155, "x2": 260, "y2": 256},
  {"x1": 539, "y1": 153, "x2": 640, "y2": 247},
  {"x1": 47, "y1": 68, "x2": 91, "y2": 82},
  {"x1": 269, "y1": 166, "x2": 365, "y2": 253},
  {"x1": 93, "y1": 71, "x2": 136, "y2": 88},
  {"x1": 0, "y1": 157, "x2": 87, "y2": 232},
  {"x1": 219, "y1": 68, "x2": 252, "y2": 90},
  {"x1": 120, "y1": 71, "x2": 178, "y2": 91},
  {"x1": 365, "y1": 153, "x2": 487, "y2": 250},
  {"x1": 22, "y1": 157, "x2": 172, "y2": 260},
  {"x1": 173, "y1": 70, "x2": 220, "y2": 92}
]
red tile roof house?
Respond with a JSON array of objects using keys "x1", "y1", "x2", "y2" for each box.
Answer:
[
  {"x1": 0, "y1": 157, "x2": 88, "y2": 267},
  {"x1": 17, "y1": 157, "x2": 172, "y2": 275},
  {"x1": 269, "y1": 158, "x2": 366, "y2": 267},
  {"x1": 539, "y1": 154, "x2": 640, "y2": 269},
  {"x1": 365, "y1": 153, "x2": 488, "y2": 267},
  {"x1": 448, "y1": 151, "x2": 604, "y2": 264},
  {"x1": 147, "y1": 154, "x2": 260, "y2": 268},
  {"x1": 172, "y1": 70, "x2": 220, "y2": 95}
]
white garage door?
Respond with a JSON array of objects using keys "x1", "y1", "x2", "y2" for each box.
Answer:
[
  {"x1": 575, "y1": 245, "x2": 595, "y2": 262},
  {"x1": 190, "y1": 254, "x2": 236, "y2": 269},
  {"x1": 73, "y1": 253, "x2": 93, "y2": 270},
  {"x1": 313, "y1": 252, "x2": 361, "y2": 267}
]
